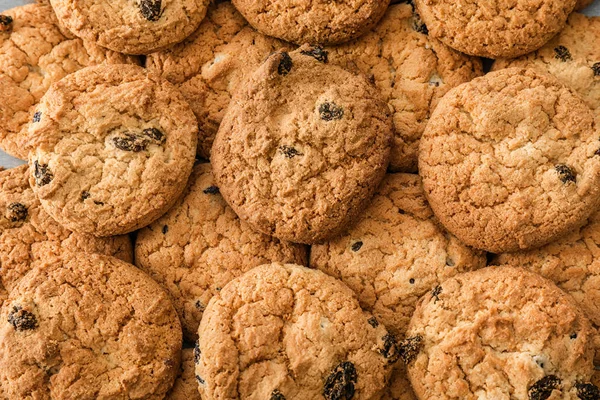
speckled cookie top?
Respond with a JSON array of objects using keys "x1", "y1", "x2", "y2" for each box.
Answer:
[
  {"x1": 0, "y1": 252, "x2": 182, "y2": 399},
  {"x1": 196, "y1": 263, "x2": 397, "y2": 400},
  {"x1": 406, "y1": 266, "x2": 596, "y2": 400},
  {"x1": 414, "y1": 0, "x2": 577, "y2": 58},
  {"x1": 50, "y1": 0, "x2": 210, "y2": 54},
  {"x1": 211, "y1": 47, "x2": 393, "y2": 244},
  {"x1": 166, "y1": 348, "x2": 201, "y2": 400},
  {"x1": 310, "y1": 173, "x2": 486, "y2": 337},
  {"x1": 231, "y1": 0, "x2": 390, "y2": 45},
  {"x1": 146, "y1": 2, "x2": 291, "y2": 159},
  {"x1": 0, "y1": 4, "x2": 136, "y2": 160},
  {"x1": 135, "y1": 163, "x2": 307, "y2": 340},
  {"x1": 419, "y1": 68, "x2": 600, "y2": 253},
  {"x1": 326, "y1": 2, "x2": 482, "y2": 172},
  {"x1": 25, "y1": 64, "x2": 198, "y2": 237}
]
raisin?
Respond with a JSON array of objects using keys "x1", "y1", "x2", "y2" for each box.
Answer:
[
  {"x1": 195, "y1": 300, "x2": 205, "y2": 311},
  {"x1": 528, "y1": 375, "x2": 561, "y2": 400},
  {"x1": 431, "y1": 285, "x2": 442, "y2": 302},
  {"x1": 194, "y1": 341, "x2": 201, "y2": 364},
  {"x1": 6, "y1": 202, "x2": 27, "y2": 222},
  {"x1": 412, "y1": 14, "x2": 428, "y2": 34},
  {"x1": 196, "y1": 374, "x2": 205, "y2": 385},
  {"x1": 143, "y1": 127, "x2": 165, "y2": 143},
  {"x1": 32, "y1": 111, "x2": 41, "y2": 123},
  {"x1": 398, "y1": 209, "x2": 405, "y2": 214},
  {"x1": 280, "y1": 145, "x2": 302, "y2": 158},
  {"x1": 570, "y1": 333, "x2": 578, "y2": 339},
  {"x1": 277, "y1": 52, "x2": 293, "y2": 76},
  {"x1": 203, "y1": 185, "x2": 220, "y2": 194},
  {"x1": 33, "y1": 161, "x2": 53, "y2": 187},
  {"x1": 0, "y1": 15, "x2": 13, "y2": 32},
  {"x1": 319, "y1": 102, "x2": 344, "y2": 121},
  {"x1": 300, "y1": 46, "x2": 328, "y2": 63},
  {"x1": 162, "y1": 225, "x2": 168, "y2": 234},
  {"x1": 81, "y1": 191, "x2": 90, "y2": 200},
  {"x1": 139, "y1": 0, "x2": 162, "y2": 21},
  {"x1": 555, "y1": 164, "x2": 576, "y2": 184},
  {"x1": 271, "y1": 389, "x2": 286, "y2": 400},
  {"x1": 576, "y1": 382, "x2": 600, "y2": 400},
  {"x1": 351, "y1": 241, "x2": 363, "y2": 252},
  {"x1": 113, "y1": 133, "x2": 149, "y2": 152},
  {"x1": 409, "y1": 278, "x2": 415, "y2": 284},
  {"x1": 398, "y1": 335, "x2": 422, "y2": 364},
  {"x1": 367, "y1": 317, "x2": 379, "y2": 328},
  {"x1": 94, "y1": 200, "x2": 104, "y2": 206},
  {"x1": 8, "y1": 305, "x2": 38, "y2": 331},
  {"x1": 379, "y1": 333, "x2": 400, "y2": 364},
  {"x1": 554, "y1": 46, "x2": 572, "y2": 62},
  {"x1": 593, "y1": 63, "x2": 600, "y2": 77},
  {"x1": 323, "y1": 361, "x2": 357, "y2": 400},
  {"x1": 164, "y1": 358, "x2": 174, "y2": 368},
  {"x1": 446, "y1": 257, "x2": 455, "y2": 267}
]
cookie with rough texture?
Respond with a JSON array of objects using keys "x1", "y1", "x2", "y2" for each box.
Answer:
[
  {"x1": 311, "y1": 173, "x2": 486, "y2": 336},
  {"x1": 406, "y1": 266, "x2": 597, "y2": 399},
  {"x1": 196, "y1": 263, "x2": 397, "y2": 399},
  {"x1": 382, "y1": 365, "x2": 417, "y2": 400},
  {"x1": 136, "y1": 163, "x2": 308, "y2": 340},
  {"x1": 414, "y1": 0, "x2": 577, "y2": 58},
  {"x1": 50, "y1": 0, "x2": 210, "y2": 54},
  {"x1": 231, "y1": 0, "x2": 390, "y2": 45},
  {"x1": 577, "y1": 0, "x2": 594, "y2": 10},
  {"x1": 211, "y1": 47, "x2": 393, "y2": 244},
  {"x1": 146, "y1": 2, "x2": 292, "y2": 159},
  {"x1": 25, "y1": 64, "x2": 198, "y2": 237},
  {"x1": 326, "y1": 3, "x2": 482, "y2": 172},
  {"x1": 419, "y1": 68, "x2": 600, "y2": 253},
  {"x1": 0, "y1": 4, "x2": 137, "y2": 160},
  {"x1": 493, "y1": 13, "x2": 600, "y2": 118},
  {"x1": 166, "y1": 348, "x2": 201, "y2": 400},
  {"x1": 0, "y1": 252, "x2": 182, "y2": 399}
]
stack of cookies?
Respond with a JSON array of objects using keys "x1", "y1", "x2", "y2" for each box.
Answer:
[{"x1": 0, "y1": 0, "x2": 600, "y2": 398}]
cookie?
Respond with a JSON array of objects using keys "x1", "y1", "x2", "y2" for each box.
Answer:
[
  {"x1": 382, "y1": 365, "x2": 418, "y2": 400},
  {"x1": 49, "y1": 0, "x2": 210, "y2": 54},
  {"x1": 414, "y1": 0, "x2": 577, "y2": 58},
  {"x1": 405, "y1": 266, "x2": 597, "y2": 399},
  {"x1": 25, "y1": 64, "x2": 198, "y2": 237},
  {"x1": 0, "y1": 4, "x2": 137, "y2": 160},
  {"x1": 146, "y1": 2, "x2": 292, "y2": 159},
  {"x1": 493, "y1": 13, "x2": 600, "y2": 118},
  {"x1": 231, "y1": 0, "x2": 390, "y2": 45},
  {"x1": 196, "y1": 263, "x2": 397, "y2": 399},
  {"x1": 418, "y1": 68, "x2": 600, "y2": 253},
  {"x1": 326, "y1": 2, "x2": 482, "y2": 172},
  {"x1": 135, "y1": 163, "x2": 308, "y2": 340},
  {"x1": 577, "y1": 0, "x2": 595, "y2": 10},
  {"x1": 0, "y1": 252, "x2": 182, "y2": 399},
  {"x1": 167, "y1": 348, "x2": 201, "y2": 400},
  {"x1": 311, "y1": 173, "x2": 486, "y2": 336},
  {"x1": 211, "y1": 47, "x2": 393, "y2": 244}
]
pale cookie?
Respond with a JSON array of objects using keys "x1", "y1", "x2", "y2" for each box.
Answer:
[
  {"x1": 0, "y1": 252, "x2": 182, "y2": 399},
  {"x1": 166, "y1": 348, "x2": 201, "y2": 400},
  {"x1": 405, "y1": 266, "x2": 597, "y2": 400},
  {"x1": 50, "y1": 0, "x2": 210, "y2": 54},
  {"x1": 25, "y1": 64, "x2": 198, "y2": 237},
  {"x1": 231, "y1": 0, "x2": 390, "y2": 45},
  {"x1": 211, "y1": 47, "x2": 393, "y2": 244},
  {"x1": 0, "y1": 4, "x2": 137, "y2": 160},
  {"x1": 418, "y1": 68, "x2": 600, "y2": 253},
  {"x1": 414, "y1": 0, "x2": 577, "y2": 58},
  {"x1": 146, "y1": 2, "x2": 292, "y2": 159},
  {"x1": 196, "y1": 263, "x2": 398, "y2": 400},
  {"x1": 135, "y1": 163, "x2": 308, "y2": 340}
]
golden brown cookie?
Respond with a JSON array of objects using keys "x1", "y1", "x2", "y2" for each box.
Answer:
[
  {"x1": 577, "y1": 0, "x2": 595, "y2": 10},
  {"x1": 166, "y1": 348, "x2": 201, "y2": 400}
]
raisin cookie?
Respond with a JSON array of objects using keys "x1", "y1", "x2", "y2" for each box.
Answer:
[
  {"x1": 0, "y1": 252, "x2": 182, "y2": 399},
  {"x1": 135, "y1": 163, "x2": 307, "y2": 340},
  {"x1": 25, "y1": 64, "x2": 198, "y2": 237},
  {"x1": 167, "y1": 348, "x2": 201, "y2": 400},
  {"x1": 414, "y1": 0, "x2": 577, "y2": 58},
  {"x1": 382, "y1": 365, "x2": 418, "y2": 400},
  {"x1": 50, "y1": 0, "x2": 210, "y2": 54},
  {"x1": 231, "y1": 0, "x2": 390, "y2": 45},
  {"x1": 146, "y1": 2, "x2": 292, "y2": 159},
  {"x1": 211, "y1": 47, "x2": 393, "y2": 244},
  {"x1": 577, "y1": 0, "x2": 594, "y2": 10},
  {"x1": 0, "y1": 4, "x2": 136, "y2": 160},
  {"x1": 196, "y1": 263, "x2": 397, "y2": 399},
  {"x1": 405, "y1": 266, "x2": 597, "y2": 399},
  {"x1": 419, "y1": 68, "x2": 600, "y2": 253},
  {"x1": 326, "y1": 2, "x2": 482, "y2": 172}
]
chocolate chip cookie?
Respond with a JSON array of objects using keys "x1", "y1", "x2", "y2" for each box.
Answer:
[
  {"x1": 25, "y1": 64, "x2": 198, "y2": 237},
  {"x1": 211, "y1": 47, "x2": 393, "y2": 244},
  {"x1": 167, "y1": 348, "x2": 201, "y2": 400}
]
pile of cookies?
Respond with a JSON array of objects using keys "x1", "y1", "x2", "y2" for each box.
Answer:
[{"x1": 0, "y1": 0, "x2": 599, "y2": 398}]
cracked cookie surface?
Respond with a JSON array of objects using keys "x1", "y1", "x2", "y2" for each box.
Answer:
[
  {"x1": 166, "y1": 348, "x2": 201, "y2": 400},
  {"x1": 211, "y1": 46, "x2": 393, "y2": 244},
  {"x1": 418, "y1": 68, "x2": 600, "y2": 253},
  {"x1": 0, "y1": 252, "x2": 182, "y2": 399},
  {"x1": 414, "y1": 0, "x2": 577, "y2": 58},
  {"x1": 196, "y1": 263, "x2": 395, "y2": 400},
  {"x1": 406, "y1": 266, "x2": 596, "y2": 400},
  {"x1": 135, "y1": 163, "x2": 307, "y2": 341},
  {"x1": 25, "y1": 64, "x2": 198, "y2": 237}
]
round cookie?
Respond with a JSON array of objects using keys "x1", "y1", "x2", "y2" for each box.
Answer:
[
  {"x1": 231, "y1": 0, "x2": 390, "y2": 45},
  {"x1": 326, "y1": 2, "x2": 482, "y2": 172},
  {"x1": 50, "y1": 0, "x2": 210, "y2": 54},
  {"x1": 166, "y1": 348, "x2": 201, "y2": 400},
  {"x1": 25, "y1": 64, "x2": 198, "y2": 237},
  {"x1": 135, "y1": 163, "x2": 308, "y2": 340},
  {"x1": 196, "y1": 263, "x2": 397, "y2": 399},
  {"x1": 0, "y1": 252, "x2": 182, "y2": 399},
  {"x1": 413, "y1": 0, "x2": 577, "y2": 58},
  {"x1": 211, "y1": 47, "x2": 393, "y2": 244},
  {"x1": 418, "y1": 68, "x2": 600, "y2": 253},
  {"x1": 0, "y1": 4, "x2": 137, "y2": 160},
  {"x1": 146, "y1": 2, "x2": 292, "y2": 159},
  {"x1": 311, "y1": 173, "x2": 486, "y2": 336},
  {"x1": 577, "y1": 0, "x2": 595, "y2": 10},
  {"x1": 405, "y1": 266, "x2": 597, "y2": 399}
]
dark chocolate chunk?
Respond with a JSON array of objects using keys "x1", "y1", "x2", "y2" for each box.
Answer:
[
  {"x1": 554, "y1": 46, "x2": 572, "y2": 62},
  {"x1": 33, "y1": 160, "x2": 53, "y2": 187},
  {"x1": 323, "y1": 361, "x2": 357, "y2": 400},
  {"x1": 139, "y1": 0, "x2": 162, "y2": 21},
  {"x1": 277, "y1": 52, "x2": 293, "y2": 76},
  {"x1": 398, "y1": 335, "x2": 423, "y2": 364},
  {"x1": 555, "y1": 164, "x2": 576, "y2": 184},
  {"x1": 576, "y1": 382, "x2": 600, "y2": 400},
  {"x1": 8, "y1": 305, "x2": 38, "y2": 331},
  {"x1": 529, "y1": 375, "x2": 561, "y2": 400},
  {"x1": 319, "y1": 102, "x2": 344, "y2": 121},
  {"x1": 351, "y1": 241, "x2": 363, "y2": 252},
  {"x1": 6, "y1": 202, "x2": 27, "y2": 222},
  {"x1": 32, "y1": 111, "x2": 41, "y2": 123},
  {"x1": 280, "y1": 145, "x2": 303, "y2": 159},
  {"x1": 300, "y1": 46, "x2": 328, "y2": 63},
  {"x1": 271, "y1": 389, "x2": 286, "y2": 400},
  {"x1": 203, "y1": 185, "x2": 220, "y2": 194}
]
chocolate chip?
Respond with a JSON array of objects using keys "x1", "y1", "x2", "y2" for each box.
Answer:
[
  {"x1": 575, "y1": 382, "x2": 600, "y2": 400},
  {"x1": 113, "y1": 133, "x2": 149, "y2": 152},
  {"x1": 33, "y1": 161, "x2": 53, "y2": 187},
  {"x1": 143, "y1": 127, "x2": 165, "y2": 143},
  {"x1": 81, "y1": 191, "x2": 90, "y2": 200},
  {"x1": 555, "y1": 164, "x2": 576, "y2": 184},
  {"x1": 162, "y1": 225, "x2": 168, "y2": 234},
  {"x1": 367, "y1": 317, "x2": 379, "y2": 328},
  {"x1": 277, "y1": 52, "x2": 293, "y2": 76},
  {"x1": 6, "y1": 202, "x2": 27, "y2": 222},
  {"x1": 194, "y1": 341, "x2": 201, "y2": 364},
  {"x1": 32, "y1": 111, "x2": 41, "y2": 123},
  {"x1": 300, "y1": 46, "x2": 328, "y2": 63},
  {"x1": 592, "y1": 63, "x2": 600, "y2": 77},
  {"x1": 139, "y1": 0, "x2": 161, "y2": 21},
  {"x1": 280, "y1": 145, "x2": 303, "y2": 159},
  {"x1": 379, "y1": 333, "x2": 400, "y2": 364},
  {"x1": 271, "y1": 389, "x2": 286, "y2": 400},
  {"x1": 319, "y1": 102, "x2": 344, "y2": 121},
  {"x1": 412, "y1": 14, "x2": 428, "y2": 34},
  {"x1": 529, "y1": 375, "x2": 561, "y2": 400},
  {"x1": 554, "y1": 46, "x2": 572, "y2": 62},
  {"x1": 323, "y1": 361, "x2": 357, "y2": 400},
  {"x1": 431, "y1": 285, "x2": 442, "y2": 302},
  {"x1": 398, "y1": 335, "x2": 422, "y2": 364},
  {"x1": 8, "y1": 305, "x2": 38, "y2": 331},
  {"x1": 203, "y1": 186, "x2": 220, "y2": 195},
  {"x1": 351, "y1": 241, "x2": 363, "y2": 252},
  {"x1": 0, "y1": 15, "x2": 13, "y2": 32}
]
